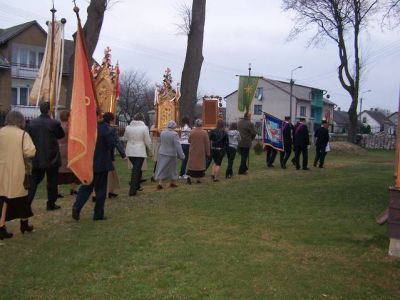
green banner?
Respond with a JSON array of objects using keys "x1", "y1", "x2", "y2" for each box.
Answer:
[{"x1": 238, "y1": 76, "x2": 259, "y2": 112}]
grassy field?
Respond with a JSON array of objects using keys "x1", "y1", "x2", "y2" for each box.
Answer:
[{"x1": 1, "y1": 147, "x2": 399, "y2": 299}]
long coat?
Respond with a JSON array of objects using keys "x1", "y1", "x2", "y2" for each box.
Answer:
[
  {"x1": 187, "y1": 127, "x2": 210, "y2": 171},
  {"x1": 0, "y1": 126, "x2": 36, "y2": 198},
  {"x1": 238, "y1": 118, "x2": 257, "y2": 148},
  {"x1": 293, "y1": 122, "x2": 310, "y2": 148},
  {"x1": 123, "y1": 120, "x2": 151, "y2": 158}
]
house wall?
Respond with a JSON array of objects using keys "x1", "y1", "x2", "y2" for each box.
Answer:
[
  {"x1": 0, "y1": 24, "x2": 47, "y2": 112},
  {"x1": 360, "y1": 112, "x2": 381, "y2": 133}
]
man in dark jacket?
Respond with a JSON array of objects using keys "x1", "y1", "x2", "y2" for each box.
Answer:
[
  {"x1": 293, "y1": 117, "x2": 310, "y2": 170},
  {"x1": 72, "y1": 113, "x2": 126, "y2": 221},
  {"x1": 280, "y1": 116, "x2": 293, "y2": 169},
  {"x1": 27, "y1": 102, "x2": 65, "y2": 210},
  {"x1": 237, "y1": 112, "x2": 257, "y2": 174},
  {"x1": 314, "y1": 120, "x2": 330, "y2": 168}
]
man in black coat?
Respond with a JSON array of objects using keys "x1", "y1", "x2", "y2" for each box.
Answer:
[
  {"x1": 314, "y1": 120, "x2": 330, "y2": 168},
  {"x1": 293, "y1": 117, "x2": 310, "y2": 170},
  {"x1": 27, "y1": 102, "x2": 65, "y2": 210},
  {"x1": 280, "y1": 116, "x2": 293, "y2": 169},
  {"x1": 72, "y1": 113, "x2": 126, "y2": 221}
]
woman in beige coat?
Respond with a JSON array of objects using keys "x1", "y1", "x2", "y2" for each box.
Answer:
[
  {"x1": 0, "y1": 111, "x2": 36, "y2": 239},
  {"x1": 186, "y1": 119, "x2": 210, "y2": 184}
]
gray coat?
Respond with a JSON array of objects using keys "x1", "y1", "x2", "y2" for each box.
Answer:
[{"x1": 158, "y1": 129, "x2": 185, "y2": 159}]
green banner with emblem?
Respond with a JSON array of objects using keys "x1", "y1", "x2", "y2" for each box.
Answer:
[{"x1": 238, "y1": 76, "x2": 259, "y2": 112}]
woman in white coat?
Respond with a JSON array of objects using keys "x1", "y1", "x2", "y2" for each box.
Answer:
[
  {"x1": 0, "y1": 111, "x2": 36, "y2": 239},
  {"x1": 123, "y1": 113, "x2": 151, "y2": 196}
]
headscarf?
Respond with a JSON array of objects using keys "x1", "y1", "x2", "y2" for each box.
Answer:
[{"x1": 167, "y1": 120, "x2": 177, "y2": 129}]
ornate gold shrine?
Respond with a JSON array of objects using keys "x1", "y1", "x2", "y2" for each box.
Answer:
[
  {"x1": 202, "y1": 96, "x2": 223, "y2": 130},
  {"x1": 92, "y1": 47, "x2": 120, "y2": 118},
  {"x1": 154, "y1": 68, "x2": 180, "y2": 130}
]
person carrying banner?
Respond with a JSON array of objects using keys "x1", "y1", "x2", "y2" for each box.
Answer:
[
  {"x1": 238, "y1": 112, "x2": 257, "y2": 175},
  {"x1": 27, "y1": 101, "x2": 65, "y2": 210},
  {"x1": 265, "y1": 145, "x2": 277, "y2": 167},
  {"x1": 280, "y1": 116, "x2": 293, "y2": 169},
  {"x1": 293, "y1": 117, "x2": 310, "y2": 170},
  {"x1": 72, "y1": 111, "x2": 126, "y2": 221},
  {"x1": 314, "y1": 120, "x2": 330, "y2": 168}
]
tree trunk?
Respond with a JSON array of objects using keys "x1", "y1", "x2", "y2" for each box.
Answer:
[
  {"x1": 66, "y1": 0, "x2": 108, "y2": 108},
  {"x1": 180, "y1": 0, "x2": 206, "y2": 121},
  {"x1": 348, "y1": 96, "x2": 359, "y2": 143}
]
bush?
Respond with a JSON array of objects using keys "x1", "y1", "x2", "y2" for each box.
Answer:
[{"x1": 253, "y1": 141, "x2": 263, "y2": 155}]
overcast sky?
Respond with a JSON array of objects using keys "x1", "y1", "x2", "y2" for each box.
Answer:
[{"x1": 0, "y1": 0, "x2": 399, "y2": 112}]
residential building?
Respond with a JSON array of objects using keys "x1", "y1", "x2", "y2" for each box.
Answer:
[
  {"x1": 225, "y1": 77, "x2": 335, "y2": 135},
  {"x1": 0, "y1": 20, "x2": 73, "y2": 118},
  {"x1": 332, "y1": 108, "x2": 350, "y2": 134},
  {"x1": 359, "y1": 109, "x2": 395, "y2": 134},
  {"x1": 388, "y1": 112, "x2": 398, "y2": 127}
]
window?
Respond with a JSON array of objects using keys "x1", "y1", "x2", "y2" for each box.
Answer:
[
  {"x1": 254, "y1": 104, "x2": 262, "y2": 115},
  {"x1": 29, "y1": 51, "x2": 36, "y2": 68},
  {"x1": 11, "y1": 87, "x2": 30, "y2": 106},
  {"x1": 38, "y1": 52, "x2": 44, "y2": 66},
  {"x1": 20, "y1": 88, "x2": 28, "y2": 105},
  {"x1": 19, "y1": 49, "x2": 28, "y2": 67},
  {"x1": 311, "y1": 108, "x2": 315, "y2": 119},
  {"x1": 362, "y1": 117, "x2": 367, "y2": 123},
  {"x1": 300, "y1": 106, "x2": 306, "y2": 117},
  {"x1": 11, "y1": 88, "x2": 18, "y2": 105},
  {"x1": 255, "y1": 87, "x2": 263, "y2": 100}
]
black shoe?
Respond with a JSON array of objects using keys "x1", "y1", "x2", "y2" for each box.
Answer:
[
  {"x1": 129, "y1": 191, "x2": 137, "y2": 196},
  {"x1": 93, "y1": 217, "x2": 107, "y2": 221},
  {"x1": 281, "y1": 164, "x2": 287, "y2": 169},
  {"x1": 57, "y1": 193, "x2": 64, "y2": 198},
  {"x1": 108, "y1": 192, "x2": 118, "y2": 198},
  {"x1": 313, "y1": 162, "x2": 317, "y2": 167},
  {"x1": 72, "y1": 208, "x2": 80, "y2": 221},
  {"x1": 20, "y1": 220, "x2": 34, "y2": 234},
  {"x1": 267, "y1": 164, "x2": 274, "y2": 168},
  {"x1": 319, "y1": 165, "x2": 324, "y2": 168},
  {"x1": 196, "y1": 180, "x2": 202, "y2": 184},
  {"x1": 211, "y1": 175, "x2": 215, "y2": 181},
  {"x1": 47, "y1": 204, "x2": 61, "y2": 211},
  {"x1": 139, "y1": 179, "x2": 147, "y2": 183},
  {"x1": 303, "y1": 167, "x2": 310, "y2": 171},
  {"x1": 0, "y1": 226, "x2": 13, "y2": 240}
]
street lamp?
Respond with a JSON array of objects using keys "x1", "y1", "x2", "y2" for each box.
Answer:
[
  {"x1": 289, "y1": 66, "x2": 303, "y2": 123},
  {"x1": 359, "y1": 89, "x2": 372, "y2": 122}
]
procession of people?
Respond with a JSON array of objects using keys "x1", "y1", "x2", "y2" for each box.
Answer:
[{"x1": 0, "y1": 104, "x2": 331, "y2": 240}]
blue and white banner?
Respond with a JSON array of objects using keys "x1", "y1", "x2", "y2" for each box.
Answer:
[{"x1": 263, "y1": 113, "x2": 284, "y2": 151}]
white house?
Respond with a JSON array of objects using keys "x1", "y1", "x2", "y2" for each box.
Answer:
[
  {"x1": 225, "y1": 77, "x2": 335, "y2": 135},
  {"x1": 359, "y1": 109, "x2": 395, "y2": 134}
]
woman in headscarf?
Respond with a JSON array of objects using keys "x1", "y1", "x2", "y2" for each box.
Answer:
[
  {"x1": 0, "y1": 111, "x2": 36, "y2": 239},
  {"x1": 154, "y1": 120, "x2": 185, "y2": 189},
  {"x1": 186, "y1": 119, "x2": 210, "y2": 184}
]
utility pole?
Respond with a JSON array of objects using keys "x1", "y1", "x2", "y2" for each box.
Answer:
[{"x1": 289, "y1": 66, "x2": 302, "y2": 123}]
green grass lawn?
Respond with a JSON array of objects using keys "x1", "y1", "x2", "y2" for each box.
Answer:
[{"x1": 1, "y1": 148, "x2": 399, "y2": 299}]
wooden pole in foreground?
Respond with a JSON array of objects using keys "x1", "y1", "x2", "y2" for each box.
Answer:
[{"x1": 395, "y1": 88, "x2": 400, "y2": 188}]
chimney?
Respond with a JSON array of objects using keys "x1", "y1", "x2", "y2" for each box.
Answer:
[
  {"x1": 375, "y1": 108, "x2": 378, "y2": 112},
  {"x1": 337, "y1": 107, "x2": 341, "y2": 111},
  {"x1": 370, "y1": 108, "x2": 374, "y2": 111}
]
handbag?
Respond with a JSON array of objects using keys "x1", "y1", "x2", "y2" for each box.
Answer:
[
  {"x1": 22, "y1": 131, "x2": 32, "y2": 190},
  {"x1": 325, "y1": 142, "x2": 331, "y2": 152}
]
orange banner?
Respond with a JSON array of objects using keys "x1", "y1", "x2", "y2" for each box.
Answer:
[{"x1": 67, "y1": 23, "x2": 97, "y2": 184}]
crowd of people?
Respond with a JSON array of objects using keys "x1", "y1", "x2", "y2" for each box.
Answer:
[{"x1": 0, "y1": 103, "x2": 330, "y2": 240}]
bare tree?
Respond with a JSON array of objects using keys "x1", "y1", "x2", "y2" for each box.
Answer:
[
  {"x1": 118, "y1": 70, "x2": 154, "y2": 124},
  {"x1": 282, "y1": 0, "x2": 378, "y2": 143},
  {"x1": 383, "y1": 0, "x2": 400, "y2": 28},
  {"x1": 176, "y1": 2, "x2": 192, "y2": 36},
  {"x1": 179, "y1": 0, "x2": 206, "y2": 121}
]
